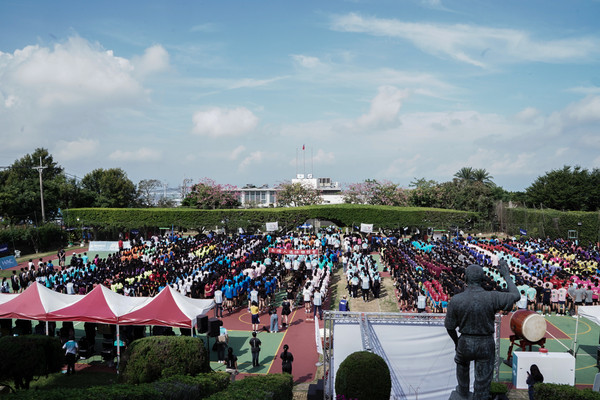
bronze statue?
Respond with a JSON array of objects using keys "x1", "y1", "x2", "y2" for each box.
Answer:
[{"x1": 445, "y1": 259, "x2": 519, "y2": 399}]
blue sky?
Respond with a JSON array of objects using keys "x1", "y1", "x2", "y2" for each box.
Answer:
[{"x1": 1, "y1": 0, "x2": 599, "y2": 192}]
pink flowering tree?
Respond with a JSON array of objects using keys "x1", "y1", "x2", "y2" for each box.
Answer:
[
  {"x1": 275, "y1": 182, "x2": 323, "y2": 207},
  {"x1": 182, "y1": 178, "x2": 240, "y2": 209},
  {"x1": 343, "y1": 179, "x2": 408, "y2": 206}
]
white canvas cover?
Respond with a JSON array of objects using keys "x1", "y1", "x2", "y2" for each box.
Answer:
[
  {"x1": 47, "y1": 285, "x2": 149, "y2": 324},
  {"x1": 119, "y1": 286, "x2": 215, "y2": 328},
  {"x1": 577, "y1": 306, "x2": 600, "y2": 326}
]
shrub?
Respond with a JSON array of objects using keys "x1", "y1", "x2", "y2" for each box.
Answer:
[
  {"x1": 0, "y1": 335, "x2": 64, "y2": 391},
  {"x1": 3, "y1": 384, "x2": 162, "y2": 400},
  {"x1": 335, "y1": 351, "x2": 391, "y2": 400},
  {"x1": 534, "y1": 383, "x2": 600, "y2": 400},
  {"x1": 205, "y1": 374, "x2": 293, "y2": 400},
  {"x1": 154, "y1": 373, "x2": 231, "y2": 400},
  {"x1": 120, "y1": 336, "x2": 209, "y2": 384},
  {"x1": 3, "y1": 374, "x2": 229, "y2": 400}
]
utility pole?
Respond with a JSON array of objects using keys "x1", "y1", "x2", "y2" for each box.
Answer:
[{"x1": 32, "y1": 157, "x2": 47, "y2": 223}]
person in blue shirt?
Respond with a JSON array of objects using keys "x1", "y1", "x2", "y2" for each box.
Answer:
[{"x1": 339, "y1": 295, "x2": 349, "y2": 311}]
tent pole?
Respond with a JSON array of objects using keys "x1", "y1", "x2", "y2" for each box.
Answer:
[
  {"x1": 46, "y1": 321, "x2": 49, "y2": 336},
  {"x1": 572, "y1": 314, "x2": 580, "y2": 356},
  {"x1": 116, "y1": 325, "x2": 121, "y2": 372}
]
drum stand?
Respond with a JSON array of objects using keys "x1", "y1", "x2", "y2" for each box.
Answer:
[{"x1": 504, "y1": 334, "x2": 546, "y2": 365}]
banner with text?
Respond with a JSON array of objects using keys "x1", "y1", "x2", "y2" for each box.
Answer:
[
  {"x1": 0, "y1": 256, "x2": 18, "y2": 270},
  {"x1": 265, "y1": 222, "x2": 279, "y2": 232},
  {"x1": 268, "y1": 248, "x2": 320, "y2": 256},
  {"x1": 360, "y1": 223, "x2": 374, "y2": 233},
  {"x1": 88, "y1": 241, "x2": 132, "y2": 252}
]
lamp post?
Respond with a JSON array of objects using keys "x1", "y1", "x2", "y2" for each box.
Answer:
[{"x1": 77, "y1": 217, "x2": 83, "y2": 245}]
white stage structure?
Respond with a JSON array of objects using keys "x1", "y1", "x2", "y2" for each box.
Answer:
[{"x1": 323, "y1": 311, "x2": 501, "y2": 400}]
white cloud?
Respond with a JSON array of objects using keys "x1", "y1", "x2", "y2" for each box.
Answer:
[
  {"x1": 229, "y1": 145, "x2": 246, "y2": 160},
  {"x1": 314, "y1": 149, "x2": 335, "y2": 164},
  {"x1": 190, "y1": 23, "x2": 217, "y2": 33},
  {"x1": 356, "y1": 86, "x2": 409, "y2": 128},
  {"x1": 131, "y1": 44, "x2": 170, "y2": 78},
  {"x1": 239, "y1": 151, "x2": 264, "y2": 170},
  {"x1": 330, "y1": 13, "x2": 598, "y2": 67},
  {"x1": 567, "y1": 86, "x2": 600, "y2": 95},
  {"x1": 0, "y1": 36, "x2": 143, "y2": 108},
  {"x1": 515, "y1": 107, "x2": 541, "y2": 122},
  {"x1": 191, "y1": 107, "x2": 259, "y2": 137},
  {"x1": 55, "y1": 139, "x2": 99, "y2": 161},
  {"x1": 109, "y1": 147, "x2": 161, "y2": 161},
  {"x1": 291, "y1": 54, "x2": 325, "y2": 69}
]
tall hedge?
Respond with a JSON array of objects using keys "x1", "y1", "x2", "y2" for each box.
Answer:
[
  {"x1": 120, "y1": 336, "x2": 209, "y2": 384},
  {"x1": 63, "y1": 205, "x2": 475, "y2": 234},
  {"x1": 501, "y1": 205, "x2": 600, "y2": 245},
  {"x1": 0, "y1": 335, "x2": 64, "y2": 390},
  {"x1": 335, "y1": 351, "x2": 391, "y2": 400}
]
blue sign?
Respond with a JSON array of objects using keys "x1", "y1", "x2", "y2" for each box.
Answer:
[
  {"x1": 0, "y1": 243, "x2": 8, "y2": 253},
  {"x1": 0, "y1": 256, "x2": 18, "y2": 270},
  {"x1": 519, "y1": 229, "x2": 527, "y2": 235}
]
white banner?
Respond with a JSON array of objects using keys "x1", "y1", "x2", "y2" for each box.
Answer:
[
  {"x1": 360, "y1": 223, "x2": 373, "y2": 233},
  {"x1": 265, "y1": 222, "x2": 279, "y2": 232},
  {"x1": 315, "y1": 318, "x2": 323, "y2": 355},
  {"x1": 88, "y1": 241, "x2": 131, "y2": 252}
]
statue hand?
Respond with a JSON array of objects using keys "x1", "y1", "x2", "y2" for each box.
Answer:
[{"x1": 498, "y1": 259, "x2": 509, "y2": 277}]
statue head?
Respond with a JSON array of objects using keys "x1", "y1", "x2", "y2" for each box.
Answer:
[{"x1": 465, "y1": 264, "x2": 484, "y2": 286}]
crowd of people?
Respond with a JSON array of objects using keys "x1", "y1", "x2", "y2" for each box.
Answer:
[{"x1": 381, "y1": 234, "x2": 600, "y2": 317}]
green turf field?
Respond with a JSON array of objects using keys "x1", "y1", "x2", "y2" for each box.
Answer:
[{"x1": 208, "y1": 330, "x2": 285, "y2": 374}]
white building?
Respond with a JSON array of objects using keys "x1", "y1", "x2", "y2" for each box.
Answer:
[{"x1": 238, "y1": 174, "x2": 344, "y2": 207}]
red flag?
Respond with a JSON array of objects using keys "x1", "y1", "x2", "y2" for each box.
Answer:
[{"x1": 302, "y1": 144, "x2": 305, "y2": 150}]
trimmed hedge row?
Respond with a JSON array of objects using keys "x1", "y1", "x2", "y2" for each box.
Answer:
[
  {"x1": 3, "y1": 373, "x2": 230, "y2": 400},
  {"x1": 3, "y1": 373, "x2": 291, "y2": 400},
  {"x1": 534, "y1": 383, "x2": 600, "y2": 400},
  {"x1": 63, "y1": 205, "x2": 476, "y2": 233},
  {"x1": 205, "y1": 374, "x2": 293, "y2": 400}
]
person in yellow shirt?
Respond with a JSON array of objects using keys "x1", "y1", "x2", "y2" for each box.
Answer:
[{"x1": 250, "y1": 301, "x2": 260, "y2": 333}]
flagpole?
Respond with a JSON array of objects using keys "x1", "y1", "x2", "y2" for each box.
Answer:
[
  {"x1": 303, "y1": 145, "x2": 306, "y2": 176},
  {"x1": 296, "y1": 147, "x2": 298, "y2": 176}
]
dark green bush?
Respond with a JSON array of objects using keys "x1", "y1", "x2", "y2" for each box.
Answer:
[
  {"x1": 4, "y1": 373, "x2": 228, "y2": 400},
  {"x1": 154, "y1": 373, "x2": 231, "y2": 400},
  {"x1": 534, "y1": 383, "x2": 600, "y2": 400},
  {"x1": 335, "y1": 351, "x2": 391, "y2": 400},
  {"x1": 490, "y1": 381, "x2": 508, "y2": 394},
  {"x1": 3, "y1": 384, "x2": 162, "y2": 400},
  {"x1": 120, "y1": 336, "x2": 209, "y2": 384},
  {"x1": 0, "y1": 335, "x2": 64, "y2": 390},
  {"x1": 205, "y1": 374, "x2": 293, "y2": 400}
]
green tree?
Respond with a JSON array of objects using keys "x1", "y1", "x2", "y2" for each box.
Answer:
[
  {"x1": 472, "y1": 168, "x2": 495, "y2": 186},
  {"x1": 0, "y1": 148, "x2": 73, "y2": 224},
  {"x1": 182, "y1": 178, "x2": 240, "y2": 209},
  {"x1": 525, "y1": 165, "x2": 600, "y2": 211},
  {"x1": 276, "y1": 182, "x2": 323, "y2": 207},
  {"x1": 453, "y1": 167, "x2": 475, "y2": 182},
  {"x1": 80, "y1": 168, "x2": 137, "y2": 208}
]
